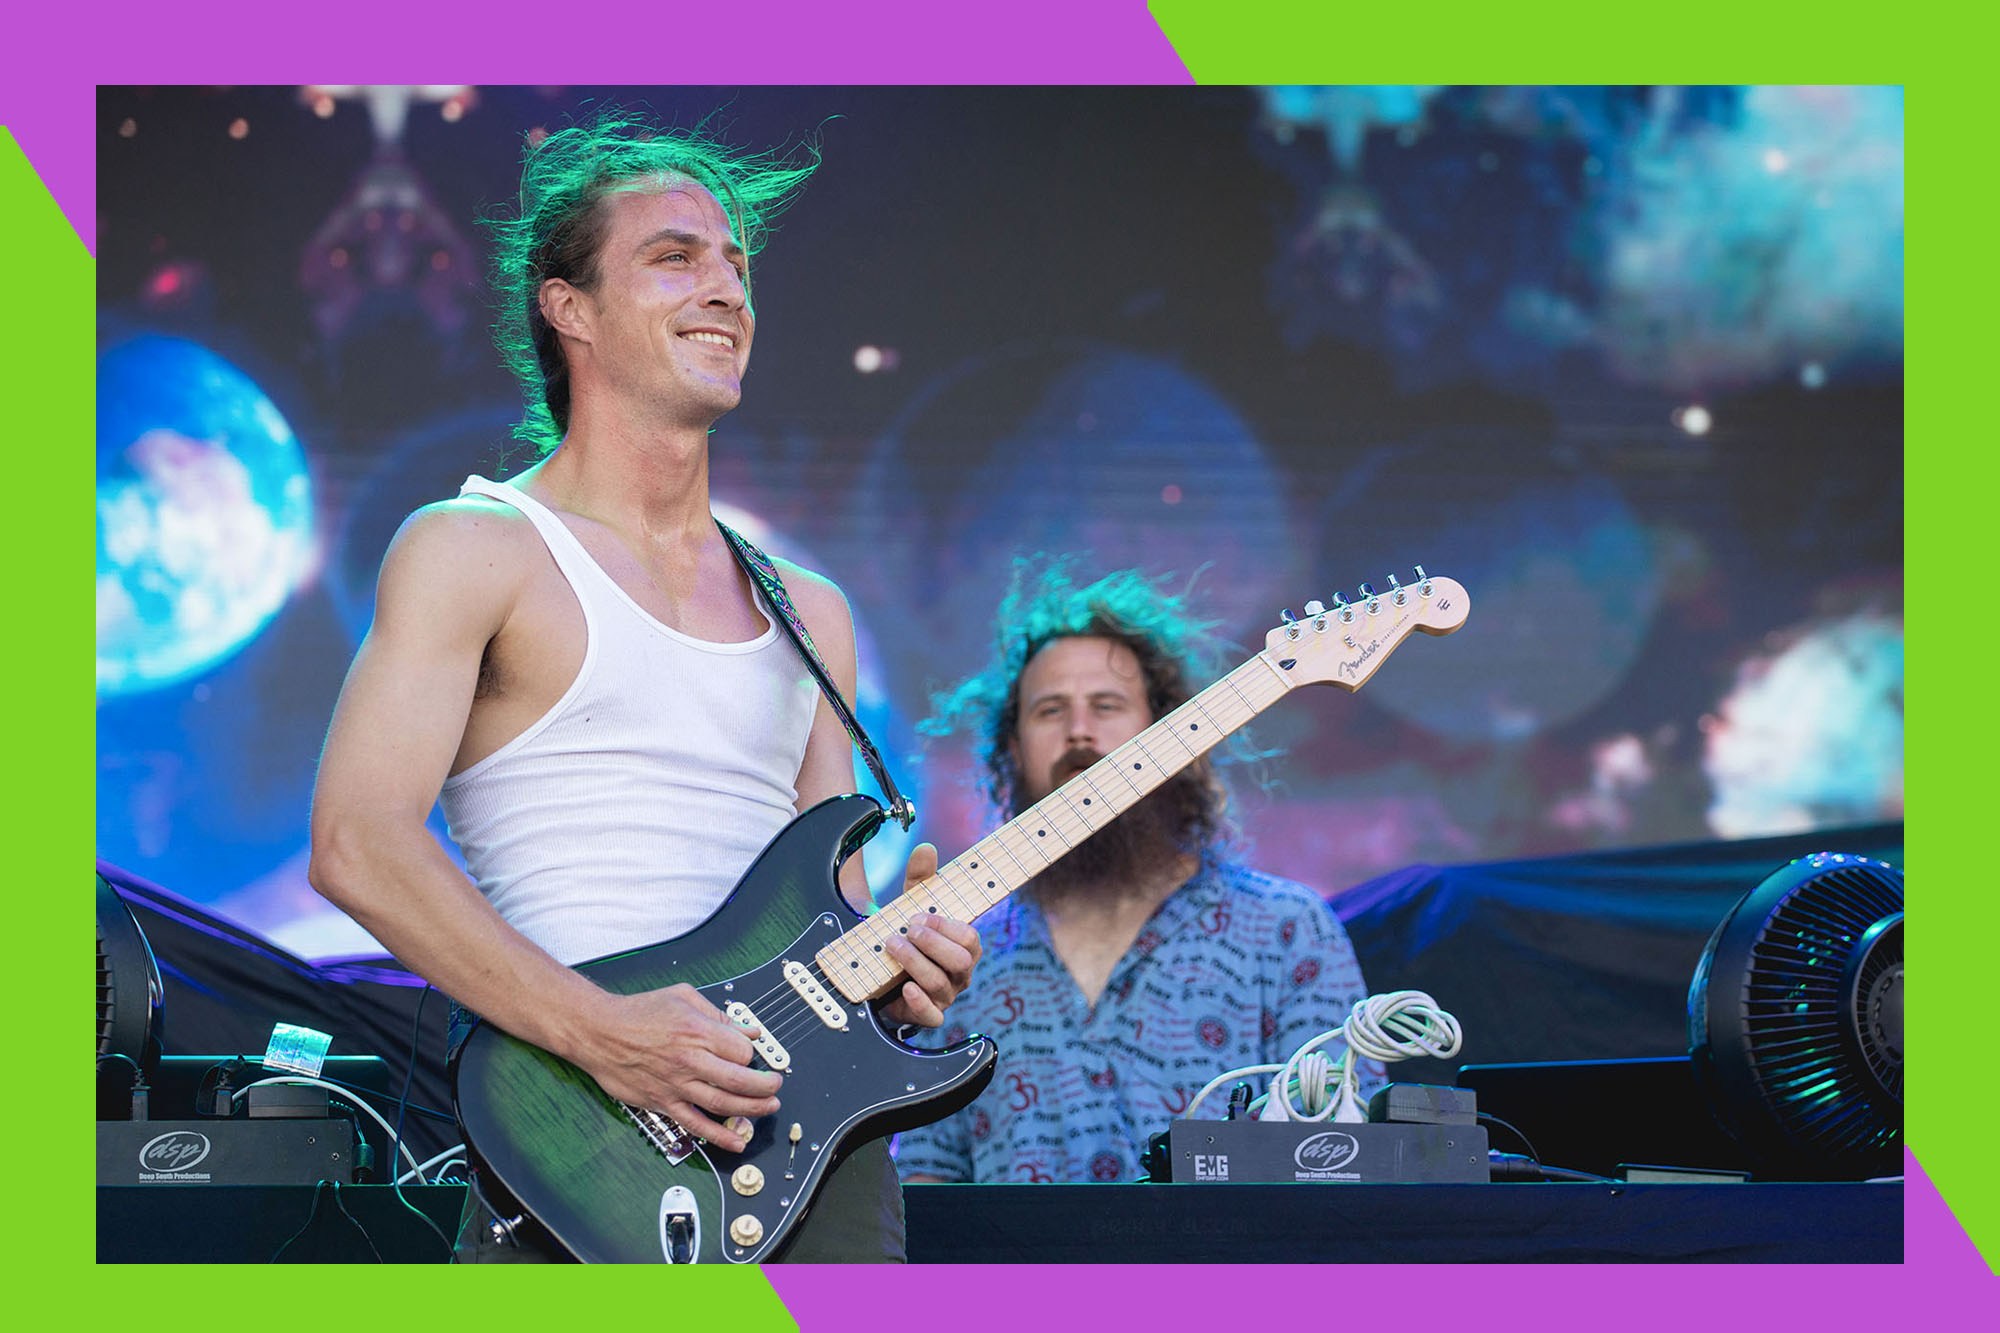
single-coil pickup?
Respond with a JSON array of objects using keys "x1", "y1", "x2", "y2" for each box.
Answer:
[
  {"x1": 726, "y1": 1002, "x2": 791, "y2": 1071},
  {"x1": 784, "y1": 961, "x2": 850, "y2": 1031}
]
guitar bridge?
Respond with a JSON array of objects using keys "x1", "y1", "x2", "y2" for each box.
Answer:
[{"x1": 623, "y1": 1102, "x2": 697, "y2": 1165}]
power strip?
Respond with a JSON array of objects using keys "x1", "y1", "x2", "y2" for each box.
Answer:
[{"x1": 1145, "y1": 1118, "x2": 1489, "y2": 1184}]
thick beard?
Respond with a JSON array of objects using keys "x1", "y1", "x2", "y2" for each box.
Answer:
[{"x1": 1016, "y1": 754, "x2": 1199, "y2": 900}]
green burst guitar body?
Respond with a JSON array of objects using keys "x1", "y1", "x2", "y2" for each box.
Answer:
[
  {"x1": 451, "y1": 794, "x2": 999, "y2": 1264},
  {"x1": 452, "y1": 571, "x2": 1469, "y2": 1263}
]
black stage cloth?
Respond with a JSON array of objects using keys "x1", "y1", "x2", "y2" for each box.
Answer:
[{"x1": 96, "y1": 823, "x2": 1902, "y2": 1173}]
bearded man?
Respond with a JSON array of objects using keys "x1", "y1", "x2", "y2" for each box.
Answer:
[{"x1": 894, "y1": 564, "x2": 1382, "y2": 1185}]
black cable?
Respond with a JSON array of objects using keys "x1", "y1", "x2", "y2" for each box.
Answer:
[
  {"x1": 390, "y1": 986, "x2": 456, "y2": 1262},
  {"x1": 1487, "y1": 1150, "x2": 1618, "y2": 1183},
  {"x1": 1476, "y1": 1110, "x2": 1542, "y2": 1163},
  {"x1": 270, "y1": 1180, "x2": 384, "y2": 1262},
  {"x1": 329, "y1": 1182, "x2": 386, "y2": 1262},
  {"x1": 310, "y1": 1069, "x2": 456, "y2": 1124},
  {"x1": 193, "y1": 1056, "x2": 254, "y2": 1117}
]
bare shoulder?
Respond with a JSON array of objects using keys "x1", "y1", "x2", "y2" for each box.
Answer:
[
  {"x1": 375, "y1": 493, "x2": 545, "y2": 637},
  {"x1": 771, "y1": 557, "x2": 856, "y2": 651}
]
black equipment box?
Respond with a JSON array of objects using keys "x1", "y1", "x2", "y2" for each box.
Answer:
[
  {"x1": 1151, "y1": 1119, "x2": 1489, "y2": 1184},
  {"x1": 98, "y1": 1054, "x2": 395, "y2": 1121},
  {"x1": 97, "y1": 1119, "x2": 356, "y2": 1186},
  {"x1": 1455, "y1": 1056, "x2": 1752, "y2": 1178}
]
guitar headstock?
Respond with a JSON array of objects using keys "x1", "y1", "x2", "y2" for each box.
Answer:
[{"x1": 1260, "y1": 567, "x2": 1469, "y2": 692}]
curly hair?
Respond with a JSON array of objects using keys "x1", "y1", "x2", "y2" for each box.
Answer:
[
  {"x1": 482, "y1": 109, "x2": 820, "y2": 456},
  {"x1": 924, "y1": 556, "x2": 1261, "y2": 862}
]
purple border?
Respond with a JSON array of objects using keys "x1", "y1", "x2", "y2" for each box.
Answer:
[
  {"x1": 29, "y1": 3, "x2": 1987, "y2": 1317},
  {"x1": 1, "y1": 0, "x2": 1192, "y2": 256},
  {"x1": 772, "y1": 1151, "x2": 1981, "y2": 1318}
]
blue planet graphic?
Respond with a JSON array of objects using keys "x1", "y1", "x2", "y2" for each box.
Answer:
[{"x1": 97, "y1": 336, "x2": 314, "y2": 696}]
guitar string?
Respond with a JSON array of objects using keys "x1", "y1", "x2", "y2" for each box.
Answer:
[
  {"x1": 808, "y1": 658, "x2": 1290, "y2": 997},
  {"x1": 648, "y1": 651, "x2": 1304, "y2": 1135},
  {"x1": 729, "y1": 665, "x2": 1294, "y2": 1040},
  {"x1": 621, "y1": 625, "x2": 1401, "y2": 1148}
]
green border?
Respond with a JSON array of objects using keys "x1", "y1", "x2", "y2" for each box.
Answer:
[
  {"x1": 9, "y1": 125, "x2": 95, "y2": 1271},
  {"x1": 1149, "y1": 4, "x2": 1980, "y2": 1267},
  {"x1": 47, "y1": 40, "x2": 1976, "y2": 1303},
  {"x1": 43, "y1": 113, "x2": 791, "y2": 1312}
]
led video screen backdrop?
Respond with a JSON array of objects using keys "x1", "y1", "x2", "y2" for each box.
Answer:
[{"x1": 95, "y1": 85, "x2": 1903, "y2": 957}]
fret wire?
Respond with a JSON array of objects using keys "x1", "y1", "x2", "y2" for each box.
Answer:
[
  {"x1": 1219, "y1": 669, "x2": 1257, "y2": 719},
  {"x1": 1000, "y1": 822, "x2": 1054, "y2": 870},
  {"x1": 1055, "y1": 784, "x2": 1100, "y2": 833},
  {"x1": 937, "y1": 864, "x2": 992, "y2": 917},
  {"x1": 824, "y1": 651, "x2": 1296, "y2": 999},
  {"x1": 929, "y1": 865, "x2": 979, "y2": 920},
  {"x1": 982, "y1": 832, "x2": 1035, "y2": 886},
  {"x1": 1105, "y1": 740, "x2": 1148, "y2": 798},
  {"x1": 1156, "y1": 710, "x2": 1202, "y2": 762}
]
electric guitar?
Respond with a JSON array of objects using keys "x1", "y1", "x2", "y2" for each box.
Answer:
[{"x1": 451, "y1": 570, "x2": 1469, "y2": 1262}]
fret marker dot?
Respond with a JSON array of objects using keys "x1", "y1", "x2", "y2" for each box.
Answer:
[
  {"x1": 987, "y1": 881, "x2": 995, "y2": 888},
  {"x1": 1037, "y1": 829, "x2": 1046, "y2": 837},
  {"x1": 1083, "y1": 798, "x2": 1092, "y2": 806},
  {"x1": 873, "y1": 945, "x2": 882, "y2": 952},
  {"x1": 899, "y1": 926, "x2": 908, "y2": 934},
  {"x1": 850, "y1": 961, "x2": 859, "y2": 968},
  {"x1": 1190, "y1": 723, "x2": 1199, "y2": 730},
  {"x1": 927, "y1": 905, "x2": 938, "y2": 913},
  {"x1": 1133, "y1": 762, "x2": 1142, "y2": 770}
]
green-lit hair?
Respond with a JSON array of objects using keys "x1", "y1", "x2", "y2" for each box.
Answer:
[
  {"x1": 483, "y1": 110, "x2": 820, "y2": 456},
  {"x1": 924, "y1": 556, "x2": 1261, "y2": 860}
]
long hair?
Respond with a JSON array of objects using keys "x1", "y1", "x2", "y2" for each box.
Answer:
[
  {"x1": 482, "y1": 109, "x2": 820, "y2": 456},
  {"x1": 925, "y1": 556, "x2": 1261, "y2": 863}
]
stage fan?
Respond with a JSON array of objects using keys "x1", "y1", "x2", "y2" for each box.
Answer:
[
  {"x1": 1688, "y1": 852, "x2": 1902, "y2": 1179},
  {"x1": 96, "y1": 871, "x2": 163, "y2": 1073}
]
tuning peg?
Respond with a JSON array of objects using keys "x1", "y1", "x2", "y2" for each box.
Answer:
[
  {"x1": 1358, "y1": 583, "x2": 1376, "y2": 599},
  {"x1": 1360, "y1": 583, "x2": 1382, "y2": 614},
  {"x1": 1280, "y1": 608, "x2": 1300, "y2": 640},
  {"x1": 1413, "y1": 564, "x2": 1433, "y2": 596},
  {"x1": 1386, "y1": 573, "x2": 1407, "y2": 606},
  {"x1": 1304, "y1": 599, "x2": 1326, "y2": 616},
  {"x1": 1330, "y1": 590, "x2": 1354, "y2": 622}
]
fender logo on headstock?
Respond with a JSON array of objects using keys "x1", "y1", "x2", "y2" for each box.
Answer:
[
  {"x1": 1337, "y1": 635, "x2": 1386, "y2": 680},
  {"x1": 1262, "y1": 571, "x2": 1469, "y2": 694}
]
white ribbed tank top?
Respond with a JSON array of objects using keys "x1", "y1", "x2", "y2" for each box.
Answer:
[{"x1": 438, "y1": 477, "x2": 818, "y2": 966}]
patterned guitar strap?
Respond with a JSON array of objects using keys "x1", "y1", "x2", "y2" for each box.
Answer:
[{"x1": 716, "y1": 519, "x2": 917, "y2": 832}]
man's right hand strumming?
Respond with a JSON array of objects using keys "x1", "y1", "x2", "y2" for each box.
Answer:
[{"x1": 572, "y1": 983, "x2": 782, "y2": 1154}]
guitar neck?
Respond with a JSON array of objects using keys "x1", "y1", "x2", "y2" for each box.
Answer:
[{"x1": 818, "y1": 652, "x2": 1293, "y2": 1002}]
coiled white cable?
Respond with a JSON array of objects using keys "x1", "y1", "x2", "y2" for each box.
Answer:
[{"x1": 1186, "y1": 990, "x2": 1464, "y2": 1125}]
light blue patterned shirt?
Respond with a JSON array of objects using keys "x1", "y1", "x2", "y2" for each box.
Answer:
[{"x1": 893, "y1": 863, "x2": 1384, "y2": 1183}]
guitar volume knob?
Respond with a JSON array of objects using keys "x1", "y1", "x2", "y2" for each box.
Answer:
[{"x1": 730, "y1": 1214, "x2": 765, "y2": 1247}]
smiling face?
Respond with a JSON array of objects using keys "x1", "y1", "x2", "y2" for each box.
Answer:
[{"x1": 552, "y1": 179, "x2": 755, "y2": 429}]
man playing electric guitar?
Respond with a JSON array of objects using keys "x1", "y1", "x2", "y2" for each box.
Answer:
[{"x1": 308, "y1": 113, "x2": 980, "y2": 1263}]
